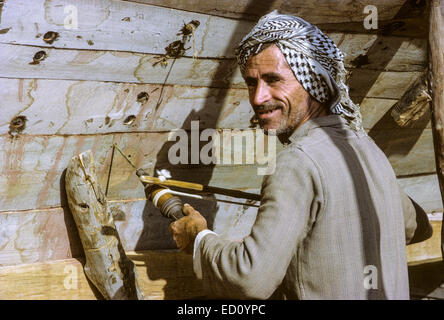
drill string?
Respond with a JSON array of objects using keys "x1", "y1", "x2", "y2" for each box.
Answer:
[
  {"x1": 111, "y1": 143, "x2": 260, "y2": 207},
  {"x1": 105, "y1": 143, "x2": 116, "y2": 197}
]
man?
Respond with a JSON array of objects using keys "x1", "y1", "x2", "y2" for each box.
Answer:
[{"x1": 169, "y1": 11, "x2": 432, "y2": 299}]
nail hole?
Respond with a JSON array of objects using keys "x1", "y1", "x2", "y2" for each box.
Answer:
[
  {"x1": 137, "y1": 91, "x2": 149, "y2": 104},
  {"x1": 9, "y1": 115, "x2": 27, "y2": 136},
  {"x1": 180, "y1": 20, "x2": 200, "y2": 36},
  {"x1": 123, "y1": 115, "x2": 136, "y2": 125},
  {"x1": 43, "y1": 31, "x2": 59, "y2": 44},
  {"x1": 79, "y1": 203, "x2": 89, "y2": 209},
  {"x1": 29, "y1": 50, "x2": 47, "y2": 65}
]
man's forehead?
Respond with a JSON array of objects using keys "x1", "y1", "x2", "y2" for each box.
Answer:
[{"x1": 244, "y1": 45, "x2": 292, "y2": 76}]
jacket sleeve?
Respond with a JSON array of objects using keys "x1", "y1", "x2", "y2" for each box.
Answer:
[
  {"x1": 195, "y1": 148, "x2": 324, "y2": 299},
  {"x1": 399, "y1": 186, "x2": 433, "y2": 245}
]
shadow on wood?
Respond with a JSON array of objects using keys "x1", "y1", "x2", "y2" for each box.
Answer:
[{"x1": 409, "y1": 259, "x2": 444, "y2": 299}]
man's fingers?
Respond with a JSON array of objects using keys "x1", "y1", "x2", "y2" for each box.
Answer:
[
  {"x1": 169, "y1": 221, "x2": 177, "y2": 233},
  {"x1": 182, "y1": 203, "x2": 195, "y2": 216}
]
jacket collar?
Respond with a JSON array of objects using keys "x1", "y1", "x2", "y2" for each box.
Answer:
[{"x1": 288, "y1": 115, "x2": 350, "y2": 143}]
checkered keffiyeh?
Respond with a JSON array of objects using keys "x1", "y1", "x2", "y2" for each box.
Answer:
[{"x1": 236, "y1": 10, "x2": 363, "y2": 131}]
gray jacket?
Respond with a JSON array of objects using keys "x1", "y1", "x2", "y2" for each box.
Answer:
[{"x1": 195, "y1": 115, "x2": 432, "y2": 299}]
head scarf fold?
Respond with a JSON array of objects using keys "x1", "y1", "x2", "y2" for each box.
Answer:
[{"x1": 236, "y1": 10, "x2": 363, "y2": 131}]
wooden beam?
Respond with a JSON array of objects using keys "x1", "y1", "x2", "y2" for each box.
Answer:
[
  {"x1": 429, "y1": 0, "x2": 444, "y2": 257},
  {"x1": 122, "y1": 0, "x2": 405, "y2": 24},
  {"x1": 0, "y1": 78, "x2": 429, "y2": 136},
  {"x1": 0, "y1": 79, "x2": 252, "y2": 135},
  {"x1": 0, "y1": 0, "x2": 427, "y2": 60},
  {"x1": 369, "y1": 128, "x2": 435, "y2": 176},
  {"x1": 349, "y1": 70, "x2": 423, "y2": 100},
  {"x1": 65, "y1": 150, "x2": 144, "y2": 299},
  {"x1": 0, "y1": 250, "x2": 203, "y2": 300},
  {"x1": 0, "y1": 173, "x2": 441, "y2": 269},
  {"x1": 0, "y1": 126, "x2": 436, "y2": 212},
  {"x1": 0, "y1": 191, "x2": 261, "y2": 267},
  {"x1": 0, "y1": 44, "x2": 244, "y2": 89},
  {"x1": 0, "y1": 0, "x2": 254, "y2": 58},
  {"x1": 407, "y1": 214, "x2": 442, "y2": 264},
  {"x1": 0, "y1": 236, "x2": 442, "y2": 300},
  {"x1": 398, "y1": 174, "x2": 443, "y2": 214},
  {"x1": 0, "y1": 37, "x2": 426, "y2": 88}
]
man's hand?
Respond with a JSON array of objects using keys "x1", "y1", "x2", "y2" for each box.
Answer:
[{"x1": 169, "y1": 203, "x2": 208, "y2": 254}]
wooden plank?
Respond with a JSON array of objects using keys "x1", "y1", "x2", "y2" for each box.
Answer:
[
  {"x1": 349, "y1": 70, "x2": 423, "y2": 100},
  {"x1": 0, "y1": 79, "x2": 251, "y2": 135},
  {"x1": 328, "y1": 33, "x2": 426, "y2": 72},
  {"x1": 0, "y1": 250, "x2": 203, "y2": 300},
  {"x1": 0, "y1": 0, "x2": 254, "y2": 58},
  {"x1": 0, "y1": 251, "x2": 442, "y2": 300},
  {"x1": 0, "y1": 125, "x2": 436, "y2": 212},
  {"x1": 0, "y1": 44, "x2": 244, "y2": 88},
  {"x1": 3, "y1": 247, "x2": 443, "y2": 301},
  {"x1": 407, "y1": 214, "x2": 442, "y2": 264},
  {"x1": 0, "y1": 33, "x2": 427, "y2": 88},
  {"x1": 122, "y1": 0, "x2": 405, "y2": 24},
  {"x1": 398, "y1": 174, "x2": 443, "y2": 214},
  {"x1": 0, "y1": 131, "x2": 277, "y2": 211},
  {"x1": 409, "y1": 258, "x2": 444, "y2": 300},
  {"x1": 0, "y1": 0, "x2": 428, "y2": 63},
  {"x1": 0, "y1": 194, "x2": 259, "y2": 267},
  {"x1": 429, "y1": 0, "x2": 444, "y2": 234},
  {"x1": 0, "y1": 38, "x2": 426, "y2": 85},
  {"x1": 1, "y1": 242, "x2": 442, "y2": 300},
  {"x1": 370, "y1": 128, "x2": 435, "y2": 177},
  {"x1": 0, "y1": 207, "x2": 82, "y2": 267},
  {"x1": 317, "y1": 0, "x2": 429, "y2": 39},
  {"x1": 360, "y1": 98, "x2": 398, "y2": 130},
  {"x1": 0, "y1": 78, "x2": 430, "y2": 135},
  {"x1": 361, "y1": 97, "x2": 431, "y2": 130},
  {"x1": 0, "y1": 174, "x2": 439, "y2": 268}
]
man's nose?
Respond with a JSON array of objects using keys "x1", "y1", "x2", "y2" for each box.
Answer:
[{"x1": 252, "y1": 81, "x2": 272, "y2": 106}]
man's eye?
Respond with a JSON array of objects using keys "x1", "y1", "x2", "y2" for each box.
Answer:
[
  {"x1": 246, "y1": 80, "x2": 257, "y2": 87},
  {"x1": 266, "y1": 77, "x2": 280, "y2": 84}
]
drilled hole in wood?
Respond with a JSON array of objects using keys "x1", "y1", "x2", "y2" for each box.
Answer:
[
  {"x1": 123, "y1": 115, "x2": 136, "y2": 125},
  {"x1": 9, "y1": 115, "x2": 27, "y2": 136},
  {"x1": 179, "y1": 20, "x2": 200, "y2": 36},
  {"x1": 29, "y1": 50, "x2": 47, "y2": 65},
  {"x1": 43, "y1": 31, "x2": 59, "y2": 44},
  {"x1": 137, "y1": 92, "x2": 149, "y2": 104}
]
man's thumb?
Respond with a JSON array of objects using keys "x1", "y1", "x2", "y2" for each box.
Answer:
[{"x1": 182, "y1": 203, "x2": 193, "y2": 216}]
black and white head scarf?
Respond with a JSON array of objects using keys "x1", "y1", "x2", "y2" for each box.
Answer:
[{"x1": 236, "y1": 10, "x2": 363, "y2": 131}]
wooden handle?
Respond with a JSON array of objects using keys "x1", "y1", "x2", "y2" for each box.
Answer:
[
  {"x1": 139, "y1": 175, "x2": 204, "y2": 191},
  {"x1": 138, "y1": 175, "x2": 261, "y2": 201}
]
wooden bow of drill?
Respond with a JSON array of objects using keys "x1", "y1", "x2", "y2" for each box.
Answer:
[{"x1": 105, "y1": 144, "x2": 261, "y2": 209}]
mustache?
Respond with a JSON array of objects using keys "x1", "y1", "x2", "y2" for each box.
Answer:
[{"x1": 254, "y1": 103, "x2": 282, "y2": 112}]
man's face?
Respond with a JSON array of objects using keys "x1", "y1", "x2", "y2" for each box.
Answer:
[{"x1": 244, "y1": 44, "x2": 317, "y2": 136}]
